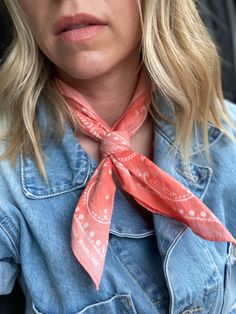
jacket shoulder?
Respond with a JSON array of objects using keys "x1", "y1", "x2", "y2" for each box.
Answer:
[{"x1": 224, "y1": 99, "x2": 236, "y2": 123}]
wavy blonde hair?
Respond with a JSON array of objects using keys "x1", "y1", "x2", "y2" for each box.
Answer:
[{"x1": 0, "y1": 0, "x2": 234, "y2": 179}]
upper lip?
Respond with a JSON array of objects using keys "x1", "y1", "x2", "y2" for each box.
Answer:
[{"x1": 54, "y1": 13, "x2": 106, "y2": 35}]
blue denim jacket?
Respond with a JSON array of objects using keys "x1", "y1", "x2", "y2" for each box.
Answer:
[{"x1": 0, "y1": 97, "x2": 236, "y2": 314}]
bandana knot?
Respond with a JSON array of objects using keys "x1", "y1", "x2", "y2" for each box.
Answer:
[
  {"x1": 57, "y1": 73, "x2": 236, "y2": 291},
  {"x1": 100, "y1": 130, "x2": 131, "y2": 158}
]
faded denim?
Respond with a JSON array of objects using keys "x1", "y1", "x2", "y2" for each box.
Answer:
[{"x1": 0, "y1": 97, "x2": 236, "y2": 314}]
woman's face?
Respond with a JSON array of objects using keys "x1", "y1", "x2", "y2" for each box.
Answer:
[{"x1": 18, "y1": 0, "x2": 142, "y2": 82}]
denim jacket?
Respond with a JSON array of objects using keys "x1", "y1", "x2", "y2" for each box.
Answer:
[{"x1": 0, "y1": 97, "x2": 236, "y2": 314}]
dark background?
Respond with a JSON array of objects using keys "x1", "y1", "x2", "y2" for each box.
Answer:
[
  {"x1": 0, "y1": 1, "x2": 235, "y2": 313},
  {"x1": 198, "y1": 0, "x2": 236, "y2": 102}
]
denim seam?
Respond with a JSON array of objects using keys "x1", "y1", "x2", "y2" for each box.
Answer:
[
  {"x1": 77, "y1": 294, "x2": 137, "y2": 314},
  {"x1": 163, "y1": 226, "x2": 188, "y2": 314},
  {"x1": 200, "y1": 241, "x2": 220, "y2": 314},
  {"x1": 20, "y1": 150, "x2": 93, "y2": 199},
  {"x1": 33, "y1": 294, "x2": 137, "y2": 314},
  {"x1": 109, "y1": 229, "x2": 156, "y2": 238},
  {"x1": 22, "y1": 186, "x2": 82, "y2": 199},
  {"x1": 220, "y1": 243, "x2": 234, "y2": 313},
  {"x1": 0, "y1": 209, "x2": 20, "y2": 262},
  {"x1": 154, "y1": 126, "x2": 223, "y2": 157}
]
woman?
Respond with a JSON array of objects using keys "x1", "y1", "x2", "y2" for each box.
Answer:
[{"x1": 0, "y1": 0, "x2": 236, "y2": 313}]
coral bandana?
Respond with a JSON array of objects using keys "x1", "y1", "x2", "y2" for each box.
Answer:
[{"x1": 58, "y1": 75, "x2": 236, "y2": 290}]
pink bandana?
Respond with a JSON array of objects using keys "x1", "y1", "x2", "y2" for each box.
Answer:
[{"x1": 58, "y1": 75, "x2": 236, "y2": 290}]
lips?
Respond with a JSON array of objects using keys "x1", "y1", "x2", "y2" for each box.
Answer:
[
  {"x1": 62, "y1": 23, "x2": 92, "y2": 32},
  {"x1": 54, "y1": 13, "x2": 106, "y2": 35}
]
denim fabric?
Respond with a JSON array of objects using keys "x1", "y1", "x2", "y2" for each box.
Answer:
[{"x1": 0, "y1": 97, "x2": 236, "y2": 314}]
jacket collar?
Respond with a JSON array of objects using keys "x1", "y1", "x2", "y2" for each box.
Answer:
[{"x1": 154, "y1": 92, "x2": 223, "y2": 156}]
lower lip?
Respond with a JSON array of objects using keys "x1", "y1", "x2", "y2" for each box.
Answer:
[{"x1": 57, "y1": 25, "x2": 105, "y2": 42}]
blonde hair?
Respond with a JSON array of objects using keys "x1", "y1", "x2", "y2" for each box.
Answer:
[{"x1": 0, "y1": 0, "x2": 234, "y2": 178}]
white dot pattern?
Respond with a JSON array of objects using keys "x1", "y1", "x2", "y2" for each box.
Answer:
[{"x1": 89, "y1": 231, "x2": 95, "y2": 237}]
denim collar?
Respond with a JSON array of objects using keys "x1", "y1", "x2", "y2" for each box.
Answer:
[{"x1": 153, "y1": 93, "x2": 223, "y2": 156}]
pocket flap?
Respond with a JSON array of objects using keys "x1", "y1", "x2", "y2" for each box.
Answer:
[{"x1": 32, "y1": 294, "x2": 137, "y2": 314}]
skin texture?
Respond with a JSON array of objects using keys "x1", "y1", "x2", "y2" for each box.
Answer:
[{"x1": 18, "y1": 0, "x2": 153, "y2": 162}]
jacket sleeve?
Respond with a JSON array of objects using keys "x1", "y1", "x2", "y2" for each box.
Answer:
[{"x1": 0, "y1": 220, "x2": 19, "y2": 295}]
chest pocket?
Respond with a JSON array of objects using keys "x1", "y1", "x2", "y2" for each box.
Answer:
[
  {"x1": 33, "y1": 295, "x2": 137, "y2": 314},
  {"x1": 76, "y1": 295, "x2": 137, "y2": 314},
  {"x1": 222, "y1": 244, "x2": 236, "y2": 313}
]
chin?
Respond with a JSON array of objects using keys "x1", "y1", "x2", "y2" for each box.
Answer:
[
  {"x1": 61, "y1": 62, "x2": 113, "y2": 81},
  {"x1": 61, "y1": 56, "x2": 112, "y2": 80},
  {"x1": 69, "y1": 68, "x2": 109, "y2": 80}
]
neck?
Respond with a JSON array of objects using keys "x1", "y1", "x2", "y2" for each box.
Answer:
[{"x1": 57, "y1": 60, "x2": 141, "y2": 127}]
